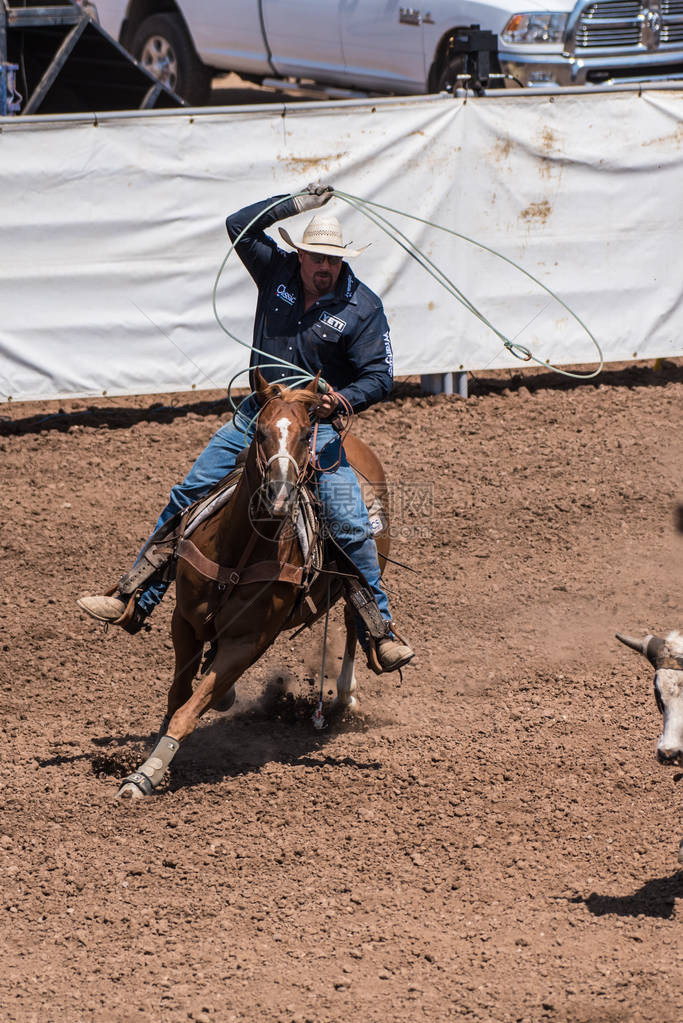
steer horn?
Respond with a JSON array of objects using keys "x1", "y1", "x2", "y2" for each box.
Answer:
[
  {"x1": 616, "y1": 632, "x2": 674, "y2": 669},
  {"x1": 616, "y1": 632, "x2": 651, "y2": 656}
]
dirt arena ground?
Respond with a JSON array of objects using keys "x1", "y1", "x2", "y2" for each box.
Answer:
[{"x1": 1, "y1": 361, "x2": 681, "y2": 1023}]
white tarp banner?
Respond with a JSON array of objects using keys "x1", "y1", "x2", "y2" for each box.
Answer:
[{"x1": 1, "y1": 89, "x2": 682, "y2": 403}]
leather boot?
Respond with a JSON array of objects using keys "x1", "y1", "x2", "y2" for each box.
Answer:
[
  {"x1": 77, "y1": 593, "x2": 149, "y2": 635},
  {"x1": 376, "y1": 635, "x2": 415, "y2": 672},
  {"x1": 77, "y1": 594, "x2": 126, "y2": 622}
]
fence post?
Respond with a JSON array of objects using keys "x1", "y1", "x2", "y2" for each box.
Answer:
[{"x1": 420, "y1": 372, "x2": 468, "y2": 398}]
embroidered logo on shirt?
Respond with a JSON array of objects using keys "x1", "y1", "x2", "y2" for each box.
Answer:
[
  {"x1": 319, "y1": 311, "x2": 346, "y2": 334},
  {"x1": 383, "y1": 330, "x2": 394, "y2": 373},
  {"x1": 276, "y1": 283, "x2": 296, "y2": 306}
]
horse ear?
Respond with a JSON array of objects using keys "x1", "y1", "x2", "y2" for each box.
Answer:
[
  {"x1": 254, "y1": 368, "x2": 280, "y2": 406},
  {"x1": 254, "y1": 368, "x2": 269, "y2": 396},
  {"x1": 304, "y1": 372, "x2": 322, "y2": 395}
]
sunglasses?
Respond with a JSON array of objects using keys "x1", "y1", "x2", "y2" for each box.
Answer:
[{"x1": 307, "y1": 252, "x2": 343, "y2": 266}]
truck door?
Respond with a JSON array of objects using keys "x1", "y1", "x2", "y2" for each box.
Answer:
[
  {"x1": 181, "y1": 0, "x2": 270, "y2": 76},
  {"x1": 340, "y1": 0, "x2": 428, "y2": 93},
  {"x1": 262, "y1": 0, "x2": 347, "y2": 85}
]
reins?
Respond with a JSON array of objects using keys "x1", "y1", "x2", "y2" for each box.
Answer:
[{"x1": 309, "y1": 392, "x2": 354, "y2": 473}]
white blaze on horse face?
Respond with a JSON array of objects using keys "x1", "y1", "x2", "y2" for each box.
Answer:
[
  {"x1": 654, "y1": 669, "x2": 683, "y2": 763},
  {"x1": 265, "y1": 414, "x2": 295, "y2": 515},
  {"x1": 275, "y1": 416, "x2": 292, "y2": 479}
]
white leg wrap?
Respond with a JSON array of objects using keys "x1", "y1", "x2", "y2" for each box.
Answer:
[
  {"x1": 136, "y1": 735, "x2": 180, "y2": 789},
  {"x1": 336, "y1": 648, "x2": 358, "y2": 708}
]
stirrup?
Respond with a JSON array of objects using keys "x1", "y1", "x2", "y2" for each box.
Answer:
[
  {"x1": 105, "y1": 587, "x2": 151, "y2": 635},
  {"x1": 366, "y1": 622, "x2": 413, "y2": 675}
]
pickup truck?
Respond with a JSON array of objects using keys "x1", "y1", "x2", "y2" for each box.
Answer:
[{"x1": 93, "y1": 0, "x2": 683, "y2": 106}]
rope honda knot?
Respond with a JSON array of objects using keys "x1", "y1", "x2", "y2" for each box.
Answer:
[{"x1": 312, "y1": 701, "x2": 326, "y2": 730}]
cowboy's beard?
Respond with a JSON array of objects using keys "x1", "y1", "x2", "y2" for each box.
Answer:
[{"x1": 312, "y1": 270, "x2": 333, "y2": 293}]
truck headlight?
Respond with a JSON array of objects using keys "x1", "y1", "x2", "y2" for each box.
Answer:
[{"x1": 501, "y1": 13, "x2": 568, "y2": 44}]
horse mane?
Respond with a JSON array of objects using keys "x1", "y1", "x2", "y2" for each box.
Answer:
[{"x1": 259, "y1": 383, "x2": 319, "y2": 408}]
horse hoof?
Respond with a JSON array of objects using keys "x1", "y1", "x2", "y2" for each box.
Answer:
[
  {"x1": 116, "y1": 771, "x2": 154, "y2": 800},
  {"x1": 333, "y1": 694, "x2": 360, "y2": 713},
  {"x1": 116, "y1": 782, "x2": 145, "y2": 800}
]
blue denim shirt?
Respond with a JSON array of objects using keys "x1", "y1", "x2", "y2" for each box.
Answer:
[{"x1": 226, "y1": 194, "x2": 393, "y2": 413}]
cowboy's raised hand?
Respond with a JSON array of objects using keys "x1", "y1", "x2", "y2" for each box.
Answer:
[{"x1": 292, "y1": 182, "x2": 334, "y2": 214}]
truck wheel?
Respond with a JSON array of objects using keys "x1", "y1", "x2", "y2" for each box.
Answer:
[
  {"x1": 436, "y1": 54, "x2": 504, "y2": 93},
  {"x1": 131, "y1": 12, "x2": 212, "y2": 106},
  {"x1": 436, "y1": 56, "x2": 468, "y2": 93}
]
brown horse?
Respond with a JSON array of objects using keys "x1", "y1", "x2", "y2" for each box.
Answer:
[{"x1": 117, "y1": 372, "x2": 390, "y2": 798}]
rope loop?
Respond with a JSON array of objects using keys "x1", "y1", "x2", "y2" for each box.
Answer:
[
  {"x1": 212, "y1": 187, "x2": 603, "y2": 401},
  {"x1": 505, "y1": 341, "x2": 533, "y2": 363},
  {"x1": 332, "y1": 189, "x2": 604, "y2": 382}
]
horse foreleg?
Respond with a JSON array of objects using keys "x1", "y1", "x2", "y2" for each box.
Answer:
[
  {"x1": 334, "y1": 603, "x2": 359, "y2": 711},
  {"x1": 117, "y1": 609, "x2": 203, "y2": 800},
  {"x1": 167, "y1": 607, "x2": 204, "y2": 721},
  {"x1": 149, "y1": 608, "x2": 204, "y2": 742},
  {"x1": 164, "y1": 640, "x2": 252, "y2": 743}
]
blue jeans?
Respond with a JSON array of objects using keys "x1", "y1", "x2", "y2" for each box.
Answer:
[{"x1": 136, "y1": 414, "x2": 391, "y2": 627}]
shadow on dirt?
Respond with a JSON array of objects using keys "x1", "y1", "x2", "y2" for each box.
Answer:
[
  {"x1": 210, "y1": 81, "x2": 312, "y2": 106},
  {"x1": 0, "y1": 395, "x2": 236, "y2": 436},
  {"x1": 401, "y1": 358, "x2": 683, "y2": 401},
  {"x1": 3, "y1": 360, "x2": 681, "y2": 437},
  {"x1": 89, "y1": 686, "x2": 386, "y2": 791},
  {"x1": 38, "y1": 734, "x2": 152, "y2": 769},
  {"x1": 571, "y1": 871, "x2": 683, "y2": 919}
]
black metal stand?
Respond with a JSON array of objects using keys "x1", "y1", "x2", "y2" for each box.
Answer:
[
  {"x1": 445, "y1": 25, "x2": 502, "y2": 95},
  {"x1": 0, "y1": 1, "x2": 183, "y2": 114}
]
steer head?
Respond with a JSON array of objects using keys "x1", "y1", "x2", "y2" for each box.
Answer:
[{"x1": 616, "y1": 629, "x2": 683, "y2": 765}]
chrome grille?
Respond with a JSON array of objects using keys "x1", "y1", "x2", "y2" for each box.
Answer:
[
  {"x1": 575, "y1": 22, "x2": 641, "y2": 48},
  {"x1": 575, "y1": 1, "x2": 642, "y2": 49},
  {"x1": 662, "y1": 22, "x2": 683, "y2": 39},
  {"x1": 575, "y1": 0, "x2": 683, "y2": 50},
  {"x1": 581, "y1": 1, "x2": 642, "y2": 17}
]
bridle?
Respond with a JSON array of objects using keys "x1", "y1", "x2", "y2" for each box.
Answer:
[
  {"x1": 252, "y1": 395, "x2": 314, "y2": 494},
  {"x1": 253, "y1": 389, "x2": 355, "y2": 484},
  {"x1": 262, "y1": 449, "x2": 305, "y2": 481}
]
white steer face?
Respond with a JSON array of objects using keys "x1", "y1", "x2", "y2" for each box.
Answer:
[{"x1": 654, "y1": 668, "x2": 683, "y2": 765}]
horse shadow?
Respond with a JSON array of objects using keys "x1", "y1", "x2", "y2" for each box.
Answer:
[
  {"x1": 569, "y1": 871, "x2": 683, "y2": 920},
  {"x1": 89, "y1": 687, "x2": 386, "y2": 792}
]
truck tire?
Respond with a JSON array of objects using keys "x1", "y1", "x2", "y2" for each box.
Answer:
[
  {"x1": 435, "y1": 56, "x2": 468, "y2": 93},
  {"x1": 130, "y1": 12, "x2": 212, "y2": 106}
]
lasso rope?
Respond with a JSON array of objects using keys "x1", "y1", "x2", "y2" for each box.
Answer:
[
  {"x1": 333, "y1": 190, "x2": 603, "y2": 380},
  {"x1": 212, "y1": 191, "x2": 325, "y2": 428},
  {"x1": 211, "y1": 188, "x2": 603, "y2": 408}
]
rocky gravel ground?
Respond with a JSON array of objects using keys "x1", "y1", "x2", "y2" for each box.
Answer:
[{"x1": 0, "y1": 360, "x2": 681, "y2": 1023}]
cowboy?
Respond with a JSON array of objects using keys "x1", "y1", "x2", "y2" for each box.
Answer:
[{"x1": 78, "y1": 183, "x2": 414, "y2": 673}]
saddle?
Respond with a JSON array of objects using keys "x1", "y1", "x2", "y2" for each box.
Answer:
[
  {"x1": 115, "y1": 463, "x2": 321, "y2": 596},
  {"x1": 113, "y1": 463, "x2": 388, "y2": 647}
]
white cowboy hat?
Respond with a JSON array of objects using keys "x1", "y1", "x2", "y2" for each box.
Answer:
[{"x1": 279, "y1": 214, "x2": 369, "y2": 259}]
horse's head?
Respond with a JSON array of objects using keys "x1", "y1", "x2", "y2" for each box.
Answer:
[
  {"x1": 252, "y1": 370, "x2": 320, "y2": 517},
  {"x1": 616, "y1": 629, "x2": 683, "y2": 765}
]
